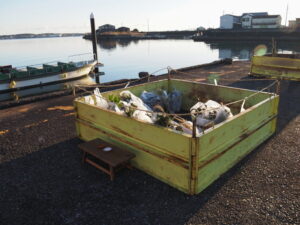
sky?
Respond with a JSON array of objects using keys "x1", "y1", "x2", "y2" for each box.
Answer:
[{"x1": 0, "y1": 0, "x2": 299, "y2": 34}]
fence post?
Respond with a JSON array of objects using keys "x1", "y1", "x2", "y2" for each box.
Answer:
[
  {"x1": 276, "y1": 79, "x2": 281, "y2": 95},
  {"x1": 192, "y1": 116, "x2": 197, "y2": 138}
]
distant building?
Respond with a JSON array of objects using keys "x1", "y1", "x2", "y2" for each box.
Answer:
[
  {"x1": 97, "y1": 24, "x2": 116, "y2": 33},
  {"x1": 197, "y1": 26, "x2": 205, "y2": 31},
  {"x1": 241, "y1": 12, "x2": 268, "y2": 17},
  {"x1": 221, "y1": 12, "x2": 282, "y2": 29},
  {"x1": 241, "y1": 13, "x2": 269, "y2": 28},
  {"x1": 289, "y1": 20, "x2": 297, "y2": 28},
  {"x1": 289, "y1": 18, "x2": 300, "y2": 29},
  {"x1": 117, "y1": 27, "x2": 130, "y2": 32},
  {"x1": 241, "y1": 14, "x2": 253, "y2": 29},
  {"x1": 251, "y1": 15, "x2": 282, "y2": 29},
  {"x1": 220, "y1": 14, "x2": 241, "y2": 29}
]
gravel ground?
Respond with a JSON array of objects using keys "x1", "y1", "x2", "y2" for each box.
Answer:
[{"x1": 0, "y1": 61, "x2": 299, "y2": 225}]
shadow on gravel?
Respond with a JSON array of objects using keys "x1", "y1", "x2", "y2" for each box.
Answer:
[{"x1": 0, "y1": 137, "x2": 266, "y2": 225}]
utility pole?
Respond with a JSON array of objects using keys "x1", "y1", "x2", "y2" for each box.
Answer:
[
  {"x1": 147, "y1": 19, "x2": 149, "y2": 32},
  {"x1": 90, "y1": 13, "x2": 98, "y2": 61},
  {"x1": 90, "y1": 13, "x2": 99, "y2": 82},
  {"x1": 285, "y1": 4, "x2": 289, "y2": 27}
]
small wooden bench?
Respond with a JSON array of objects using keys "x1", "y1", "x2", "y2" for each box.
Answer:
[{"x1": 78, "y1": 138, "x2": 135, "y2": 181}]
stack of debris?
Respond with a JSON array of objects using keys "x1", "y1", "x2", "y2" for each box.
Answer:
[{"x1": 82, "y1": 88, "x2": 234, "y2": 136}]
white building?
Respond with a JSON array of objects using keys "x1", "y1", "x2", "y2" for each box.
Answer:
[
  {"x1": 252, "y1": 15, "x2": 282, "y2": 29},
  {"x1": 241, "y1": 14, "x2": 253, "y2": 28},
  {"x1": 221, "y1": 12, "x2": 282, "y2": 29},
  {"x1": 220, "y1": 14, "x2": 240, "y2": 29}
]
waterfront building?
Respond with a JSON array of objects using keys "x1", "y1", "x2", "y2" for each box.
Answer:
[
  {"x1": 97, "y1": 24, "x2": 116, "y2": 33},
  {"x1": 116, "y1": 27, "x2": 130, "y2": 32},
  {"x1": 220, "y1": 12, "x2": 281, "y2": 29},
  {"x1": 197, "y1": 26, "x2": 205, "y2": 31},
  {"x1": 289, "y1": 18, "x2": 300, "y2": 29},
  {"x1": 241, "y1": 14, "x2": 253, "y2": 29},
  {"x1": 251, "y1": 15, "x2": 282, "y2": 29},
  {"x1": 220, "y1": 14, "x2": 241, "y2": 29},
  {"x1": 241, "y1": 12, "x2": 268, "y2": 17}
]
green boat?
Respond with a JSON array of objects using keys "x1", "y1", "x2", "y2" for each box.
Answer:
[{"x1": 0, "y1": 54, "x2": 98, "y2": 93}]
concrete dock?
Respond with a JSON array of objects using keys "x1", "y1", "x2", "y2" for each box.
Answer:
[{"x1": 0, "y1": 61, "x2": 299, "y2": 225}]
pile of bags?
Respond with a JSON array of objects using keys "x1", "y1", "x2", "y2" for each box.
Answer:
[
  {"x1": 190, "y1": 100, "x2": 233, "y2": 130},
  {"x1": 82, "y1": 88, "x2": 233, "y2": 136}
]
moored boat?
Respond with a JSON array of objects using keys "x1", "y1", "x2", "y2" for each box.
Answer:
[{"x1": 0, "y1": 56, "x2": 98, "y2": 93}]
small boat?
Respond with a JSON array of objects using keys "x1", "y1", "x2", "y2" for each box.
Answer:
[{"x1": 0, "y1": 54, "x2": 99, "y2": 93}]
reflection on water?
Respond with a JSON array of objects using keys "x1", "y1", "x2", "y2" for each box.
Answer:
[
  {"x1": 206, "y1": 41, "x2": 300, "y2": 60},
  {"x1": 98, "y1": 39, "x2": 139, "y2": 50},
  {"x1": 0, "y1": 76, "x2": 95, "y2": 102}
]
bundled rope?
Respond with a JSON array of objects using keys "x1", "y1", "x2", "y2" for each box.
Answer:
[
  {"x1": 74, "y1": 65, "x2": 277, "y2": 91},
  {"x1": 169, "y1": 67, "x2": 277, "y2": 82},
  {"x1": 74, "y1": 67, "x2": 168, "y2": 89}
]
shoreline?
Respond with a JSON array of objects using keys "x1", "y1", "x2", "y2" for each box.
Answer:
[
  {"x1": 0, "y1": 59, "x2": 232, "y2": 109},
  {"x1": 193, "y1": 28, "x2": 300, "y2": 41}
]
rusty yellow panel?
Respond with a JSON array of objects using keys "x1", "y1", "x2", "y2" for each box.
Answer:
[
  {"x1": 75, "y1": 116, "x2": 191, "y2": 193},
  {"x1": 75, "y1": 101, "x2": 191, "y2": 161},
  {"x1": 196, "y1": 120, "x2": 275, "y2": 194},
  {"x1": 251, "y1": 56, "x2": 300, "y2": 81},
  {"x1": 252, "y1": 56, "x2": 300, "y2": 70},
  {"x1": 198, "y1": 96, "x2": 278, "y2": 163},
  {"x1": 195, "y1": 94, "x2": 278, "y2": 194},
  {"x1": 74, "y1": 79, "x2": 279, "y2": 195}
]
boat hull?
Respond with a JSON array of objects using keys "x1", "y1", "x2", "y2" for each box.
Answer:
[{"x1": 0, "y1": 61, "x2": 96, "y2": 93}]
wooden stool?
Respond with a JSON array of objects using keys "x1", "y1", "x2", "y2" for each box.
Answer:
[{"x1": 78, "y1": 138, "x2": 135, "y2": 181}]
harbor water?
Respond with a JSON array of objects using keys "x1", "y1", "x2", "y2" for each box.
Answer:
[{"x1": 0, "y1": 36, "x2": 298, "y2": 101}]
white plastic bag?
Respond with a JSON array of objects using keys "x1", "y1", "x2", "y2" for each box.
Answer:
[
  {"x1": 120, "y1": 90, "x2": 152, "y2": 111},
  {"x1": 132, "y1": 110, "x2": 154, "y2": 124},
  {"x1": 83, "y1": 96, "x2": 95, "y2": 105},
  {"x1": 93, "y1": 88, "x2": 109, "y2": 109},
  {"x1": 190, "y1": 99, "x2": 233, "y2": 126}
]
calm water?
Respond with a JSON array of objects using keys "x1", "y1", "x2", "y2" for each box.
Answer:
[
  {"x1": 0, "y1": 37, "x2": 219, "y2": 83},
  {"x1": 0, "y1": 37, "x2": 298, "y2": 101}
]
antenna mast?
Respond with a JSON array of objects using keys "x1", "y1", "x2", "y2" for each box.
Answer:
[{"x1": 285, "y1": 4, "x2": 289, "y2": 27}]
